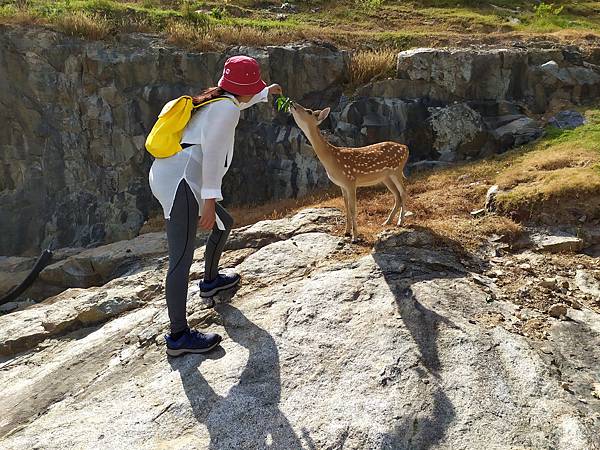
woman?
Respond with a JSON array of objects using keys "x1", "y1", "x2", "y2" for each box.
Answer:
[{"x1": 149, "y1": 55, "x2": 283, "y2": 357}]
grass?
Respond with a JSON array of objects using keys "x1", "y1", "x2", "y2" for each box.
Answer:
[
  {"x1": 54, "y1": 10, "x2": 112, "y2": 39},
  {"x1": 141, "y1": 107, "x2": 600, "y2": 253},
  {"x1": 1, "y1": 0, "x2": 599, "y2": 50},
  {"x1": 348, "y1": 49, "x2": 397, "y2": 90},
  {"x1": 494, "y1": 110, "x2": 600, "y2": 221}
]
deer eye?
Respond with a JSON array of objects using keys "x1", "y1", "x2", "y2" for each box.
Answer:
[{"x1": 306, "y1": 109, "x2": 313, "y2": 114}]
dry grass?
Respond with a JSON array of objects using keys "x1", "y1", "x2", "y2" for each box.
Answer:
[
  {"x1": 54, "y1": 11, "x2": 112, "y2": 40},
  {"x1": 348, "y1": 49, "x2": 397, "y2": 88},
  {"x1": 164, "y1": 21, "x2": 214, "y2": 51},
  {"x1": 0, "y1": 9, "x2": 42, "y2": 26},
  {"x1": 164, "y1": 22, "x2": 315, "y2": 51},
  {"x1": 304, "y1": 172, "x2": 524, "y2": 252}
]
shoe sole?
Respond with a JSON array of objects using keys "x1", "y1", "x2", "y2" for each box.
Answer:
[
  {"x1": 166, "y1": 336, "x2": 222, "y2": 357},
  {"x1": 200, "y1": 277, "x2": 241, "y2": 298}
]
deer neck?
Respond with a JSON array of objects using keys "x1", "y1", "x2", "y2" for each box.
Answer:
[{"x1": 301, "y1": 124, "x2": 337, "y2": 167}]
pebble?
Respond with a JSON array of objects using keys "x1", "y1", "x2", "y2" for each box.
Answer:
[
  {"x1": 540, "y1": 278, "x2": 557, "y2": 289},
  {"x1": 560, "y1": 382, "x2": 574, "y2": 394},
  {"x1": 519, "y1": 263, "x2": 532, "y2": 271},
  {"x1": 548, "y1": 303, "x2": 568, "y2": 318},
  {"x1": 571, "y1": 298, "x2": 582, "y2": 310}
]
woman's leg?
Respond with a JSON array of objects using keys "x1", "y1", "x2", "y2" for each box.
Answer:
[
  {"x1": 204, "y1": 203, "x2": 234, "y2": 282},
  {"x1": 166, "y1": 180, "x2": 199, "y2": 334}
]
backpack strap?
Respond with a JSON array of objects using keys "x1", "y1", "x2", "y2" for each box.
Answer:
[{"x1": 191, "y1": 96, "x2": 234, "y2": 110}]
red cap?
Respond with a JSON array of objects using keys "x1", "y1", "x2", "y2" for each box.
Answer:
[{"x1": 218, "y1": 55, "x2": 267, "y2": 96}]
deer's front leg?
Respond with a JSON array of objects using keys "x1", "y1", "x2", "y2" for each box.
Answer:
[
  {"x1": 347, "y1": 185, "x2": 358, "y2": 242},
  {"x1": 341, "y1": 187, "x2": 352, "y2": 236}
]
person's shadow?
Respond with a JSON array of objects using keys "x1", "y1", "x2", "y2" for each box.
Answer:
[{"x1": 168, "y1": 303, "x2": 302, "y2": 450}]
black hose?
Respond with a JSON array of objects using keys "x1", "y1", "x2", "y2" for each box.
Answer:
[{"x1": 0, "y1": 249, "x2": 53, "y2": 306}]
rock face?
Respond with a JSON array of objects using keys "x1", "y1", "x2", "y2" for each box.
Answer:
[
  {"x1": 0, "y1": 209, "x2": 598, "y2": 449},
  {"x1": 2, "y1": 25, "x2": 600, "y2": 255},
  {"x1": 395, "y1": 47, "x2": 600, "y2": 111},
  {"x1": 0, "y1": 26, "x2": 346, "y2": 255}
]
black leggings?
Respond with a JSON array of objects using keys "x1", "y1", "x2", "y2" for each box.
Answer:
[{"x1": 165, "y1": 180, "x2": 234, "y2": 333}]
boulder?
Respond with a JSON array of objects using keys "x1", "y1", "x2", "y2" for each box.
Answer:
[
  {"x1": 0, "y1": 275, "x2": 145, "y2": 355},
  {"x1": 491, "y1": 116, "x2": 543, "y2": 147},
  {"x1": 549, "y1": 110, "x2": 586, "y2": 129},
  {"x1": 530, "y1": 231, "x2": 585, "y2": 253},
  {"x1": 226, "y1": 208, "x2": 342, "y2": 250},
  {"x1": 428, "y1": 103, "x2": 486, "y2": 161},
  {"x1": 0, "y1": 256, "x2": 34, "y2": 297},
  {"x1": 395, "y1": 47, "x2": 600, "y2": 114},
  {"x1": 485, "y1": 185, "x2": 501, "y2": 213},
  {"x1": 39, "y1": 232, "x2": 167, "y2": 288}
]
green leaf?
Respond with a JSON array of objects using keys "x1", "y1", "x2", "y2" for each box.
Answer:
[{"x1": 276, "y1": 95, "x2": 291, "y2": 113}]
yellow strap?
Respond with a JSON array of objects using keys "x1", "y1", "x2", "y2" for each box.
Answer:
[{"x1": 191, "y1": 97, "x2": 234, "y2": 109}]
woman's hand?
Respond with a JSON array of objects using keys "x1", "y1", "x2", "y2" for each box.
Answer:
[
  {"x1": 199, "y1": 199, "x2": 216, "y2": 230},
  {"x1": 268, "y1": 84, "x2": 283, "y2": 96}
]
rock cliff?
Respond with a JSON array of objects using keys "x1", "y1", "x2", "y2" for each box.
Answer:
[{"x1": 2, "y1": 24, "x2": 600, "y2": 255}]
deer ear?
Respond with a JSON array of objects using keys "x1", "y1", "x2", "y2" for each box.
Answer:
[{"x1": 316, "y1": 107, "x2": 330, "y2": 124}]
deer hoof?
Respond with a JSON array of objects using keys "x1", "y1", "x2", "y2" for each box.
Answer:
[{"x1": 344, "y1": 231, "x2": 352, "y2": 237}]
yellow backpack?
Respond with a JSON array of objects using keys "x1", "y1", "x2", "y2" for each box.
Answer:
[{"x1": 145, "y1": 96, "x2": 231, "y2": 159}]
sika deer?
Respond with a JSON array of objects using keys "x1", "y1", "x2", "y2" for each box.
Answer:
[{"x1": 290, "y1": 102, "x2": 409, "y2": 242}]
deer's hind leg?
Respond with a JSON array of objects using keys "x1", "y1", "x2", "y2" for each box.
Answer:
[
  {"x1": 382, "y1": 177, "x2": 401, "y2": 226},
  {"x1": 389, "y1": 173, "x2": 407, "y2": 226}
]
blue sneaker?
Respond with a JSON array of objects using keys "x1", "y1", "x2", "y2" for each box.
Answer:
[
  {"x1": 165, "y1": 329, "x2": 222, "y2": 357},
  {"x1": 199, "y1": 273, "x2": 241, "y2": 298}
]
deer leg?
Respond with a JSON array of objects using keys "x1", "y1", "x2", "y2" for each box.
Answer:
[
  {"x1": 382, "y1": 177, "x2": 401, "y2": 226},
  {"x1": 390, "y1": 173, "x2": 407, "y2": 226},
  {"x1": 347, "y1": 185, "x2": 359, "y2": 242},
  {"x1": 341, "y1": 187, "x2": 352, "y2": 237}
]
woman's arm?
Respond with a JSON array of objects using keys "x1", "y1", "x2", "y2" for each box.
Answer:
[
  {"x1": 239, "y1": 83, "x2": 282, "y2": 110},
  {"x1": 198, "y1": 105, "x2": 239, "y2": 229}
]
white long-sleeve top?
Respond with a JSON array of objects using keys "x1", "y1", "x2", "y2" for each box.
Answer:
[{"x1": 148, "y1": 85, "x2": 271, "y2": 229}]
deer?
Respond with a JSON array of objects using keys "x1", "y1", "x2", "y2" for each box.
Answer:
[{"x1": 290, "y1": 101, "x2": 409, "y2": 242}]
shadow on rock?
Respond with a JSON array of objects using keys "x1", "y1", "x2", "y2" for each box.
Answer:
[
  {"x1": 371, "y1": 227, "x2": 490, "y2": 448},
  {"x1": 381, "y1": 387, "x2": 456, "y2": 450},
  {"x1": 394, "y1": 286, "x2": 458, "y2": 377},
  {"x1": 169, "y1": 303, "x2": 301, "y2": 450}
]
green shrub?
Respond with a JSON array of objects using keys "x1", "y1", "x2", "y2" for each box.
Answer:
[
  {"x1": 534, "y1": 2, "x2": 564, "y2": 18},
  {"x1": 211, "y1": 6, "x2": 225, "y2": 20},
  {"x1": 180, "y1": 0, "x2": 210, "y2": 27},
  {"x1": 355, "y1": 0, "x2": 384, "y2": 13}
]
